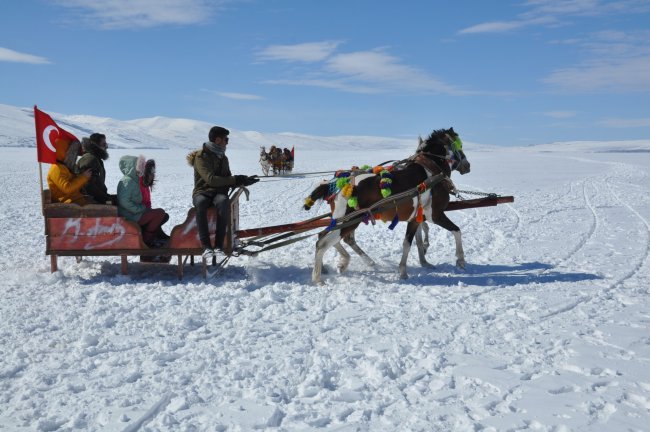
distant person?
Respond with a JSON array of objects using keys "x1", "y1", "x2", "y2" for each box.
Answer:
[
  {"x1": 47, "y1": 138, "x2": 91, "y2": 205},
  {"x1": 116, "y1": 155, "x2": 169, "y2": 247},
  {"x1": 76, "y1": 133, "x2": 116, "y2": 205},
  {"x1": 137, "y1": 156, "x2": 170, "y2": 241},
  {"x1": 187, "y1": 126, "x2": 259, "y2": 260}
]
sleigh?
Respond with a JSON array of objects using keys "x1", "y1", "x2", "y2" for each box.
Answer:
[
  {"x1": 42, "y1": 188, "x2": 243, "y2": 279},
  {"x1": 42, "y1": 183, "x2": 514, "y2": 279}
]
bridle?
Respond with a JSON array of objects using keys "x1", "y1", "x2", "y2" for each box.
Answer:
[{"x1": 444, "y1": 134, "x2": 469, "y2": 173}]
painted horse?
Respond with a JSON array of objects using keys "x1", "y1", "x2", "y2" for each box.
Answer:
[
  {"x1": 260, "y1": 146, "x2": 271, "y2": 176},
  {"x1": 305, "y1": 128, "x2": 470, "y2": 283}
]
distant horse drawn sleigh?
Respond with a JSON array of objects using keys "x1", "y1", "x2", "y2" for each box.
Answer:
[
  {"x1": 259, "y1": 145, "x2": 294, "y2": 176},
  {"x1": 41, "y1": 129, "x2": 513, "y2": 280}
]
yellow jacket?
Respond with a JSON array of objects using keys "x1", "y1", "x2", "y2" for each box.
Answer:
[{"x1": 46, "y1": 138, "x2": 89, "y2": 205}]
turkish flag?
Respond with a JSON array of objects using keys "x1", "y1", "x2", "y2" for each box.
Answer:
[
  {"x1": 34, "y1": 106, "x2": 79, "y2": 164},
  {"x1": 290, "y1": 146, "x2": 294, "y2": 159}
]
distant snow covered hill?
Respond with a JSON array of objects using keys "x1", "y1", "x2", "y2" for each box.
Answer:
[
  {"x1": 2, "y1": 103, "x2": 649, "y2": 153},
  {"x1": 0, "y1": 103, "x2": 417, "y2": 152}
]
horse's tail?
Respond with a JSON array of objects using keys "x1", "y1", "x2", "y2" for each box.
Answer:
[{"x1": 304, "y1": 181, "x2": 330, "y2": 210}]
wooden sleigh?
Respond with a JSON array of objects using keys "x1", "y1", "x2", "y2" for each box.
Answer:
[
  {"x1": 42, "y1": 183, "x2": 514, "y2": 279},
  {"x1": 42, "y1": 188, "x2": 244, "y2": 279}
]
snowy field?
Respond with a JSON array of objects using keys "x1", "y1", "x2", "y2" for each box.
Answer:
[{"x1": 1, "y1": 134, "x2": 650, "y2": 430}]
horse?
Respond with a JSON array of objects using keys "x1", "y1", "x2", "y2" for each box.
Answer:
[
  {"x1": 260, "y1": 146, "x2": 271, "y2": 176},
  {"x1": 305, "y1": 128, "x2": 470, "y2": 283}
]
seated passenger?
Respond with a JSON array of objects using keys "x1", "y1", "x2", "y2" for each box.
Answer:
[
  {"x1": 76, "y1": 133, "x2": 117, "y2": 205},
  {"x1": 137, "y1": 156, "x2": 170, "y2": 241},
  {"x1": 47, "y1": 139, "x2": 92, "y2": 205},
  {"x1": 116, "y1": 155, "x2": 169, "y2": 247}
]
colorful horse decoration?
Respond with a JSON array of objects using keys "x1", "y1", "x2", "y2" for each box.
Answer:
[{"x1": 304, "y1": 128, "x2": 470, "y2": 283}]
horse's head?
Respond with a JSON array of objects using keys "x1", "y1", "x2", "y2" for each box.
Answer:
[
  {"x1": 417, "y1": 128, "x2": 470, "y2": 175},
  {"x1": 445, "y1": 128, "x2": 470, "y2": 175}
]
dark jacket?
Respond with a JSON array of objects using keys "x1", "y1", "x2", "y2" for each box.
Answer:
[
  {"x1": 76, "y1": 151, "x2": 112, "y2": 204},
  {"x1": 187, "y1": 144, "x2": 236, "y2": 197}
]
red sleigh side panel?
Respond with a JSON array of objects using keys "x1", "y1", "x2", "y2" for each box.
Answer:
[{"x1": 47, "y1": 217, "x2": 146, "y2": 252}]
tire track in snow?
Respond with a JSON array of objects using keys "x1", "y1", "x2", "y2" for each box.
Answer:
[
  {"x1": 539, "y1": 179, "x2": 598, "y2": 275},
  {"x1": 539, "y1": 171, "x2": 650, "y2": 320},
  {"x1": 602, "y1": 177, "x2": 650, "y2": 291}
]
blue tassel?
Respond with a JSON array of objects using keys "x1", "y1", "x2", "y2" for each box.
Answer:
[
  {"x1": 388, "y1": 214, "x2": 399, "y2": 230},
  {"x1": 328, "y1": 179, "x2": 338, "y2": 196},
  {"x1": 326, "y1": 218, "x2": 337, "y2": 231}
]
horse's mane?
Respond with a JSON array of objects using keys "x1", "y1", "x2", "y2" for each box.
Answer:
[{"x1": 425, "y1": 128, "x2": 449, "y2": 144}]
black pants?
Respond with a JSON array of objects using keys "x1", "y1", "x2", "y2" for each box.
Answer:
[{"x1": 192, "y1": 193, "x2": 230, "y2": 250}]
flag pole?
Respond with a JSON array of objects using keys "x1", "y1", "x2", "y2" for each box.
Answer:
[{"x1": 38, "y1": 162, "x2": 45, "y2": 213}]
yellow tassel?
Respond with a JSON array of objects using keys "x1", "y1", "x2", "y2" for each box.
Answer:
[{"x1": 341, "y1": 184, "x2": 354, "y2": 198}]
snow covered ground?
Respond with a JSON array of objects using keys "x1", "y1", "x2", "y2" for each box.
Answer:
[{"x1": 1, "y1": 112, "x2": 650, "y2": 430}]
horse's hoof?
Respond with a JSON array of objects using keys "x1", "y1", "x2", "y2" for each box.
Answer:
[
  {"x1": 399, "y1": 272, "x2": 409, "y2": 280},
  {"x1": 421, "y1": 262, "x2": 435, "y2": 269},
  {"x1": 456, "y1": 259, "x2": 466, "y2": 269}
]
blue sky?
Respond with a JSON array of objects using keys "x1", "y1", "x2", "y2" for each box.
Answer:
[{"x1": 1, "y1": 0, "x2": 649, "y2": 145}]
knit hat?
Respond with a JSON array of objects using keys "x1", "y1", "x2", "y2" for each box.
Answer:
[{"x1": 209, "y1": 126, "x2": 230, "y2": 142}]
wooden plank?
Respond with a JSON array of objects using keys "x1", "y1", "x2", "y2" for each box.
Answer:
[
  {"x1": 446, "y1": 196, "x2": 514, "y2": 211},
  {"x1": 43, "y1": 203, "x2": 117, "y2": 218},
  {"x1": 237, "y1": 219, "x2": 332, "y2": 238},
  {"x1": 167, "y1": 208, "x2": 218, "y2": 249},
  {"x1": 121, "y1": 256, "x2": 128, "y2": 275},
  {"x1": 47, "y1": 217, "x2": 146, "y2": 251}
]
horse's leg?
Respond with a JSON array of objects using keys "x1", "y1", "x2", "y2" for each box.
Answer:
[
  {"x1": 312, "y1": 230, "x2": 345, "y2": 283},
  {"x1": 430, "y1": 211, "x2": 465, "y2": 269},
  {"x1": 342, "y1": 231, "x2": 376, "y2": 268},
  {"x1": 398, "y1": 221, "x2": 421, "y2": 279},
  {"x1": 421, "y1": 222, "x2": 430, "y2": 252},
  {"x1": 333, "y1": 242, "x2": 351, "y2": 273},
  {"x1": 414, "y1": 223, "x2": 434, "y2": 268}
]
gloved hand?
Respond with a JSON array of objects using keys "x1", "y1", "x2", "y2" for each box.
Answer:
[
  {"x1": 234, "y1": 175, "x2": 248, "y2": 186},
  {"x1": 243, "y1": 175, "x2": 260, "y2": 186}
]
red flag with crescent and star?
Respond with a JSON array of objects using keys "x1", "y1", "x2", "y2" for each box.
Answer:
[{"x1": 34, "y1": 106, "x2": 79, "y2": 164}]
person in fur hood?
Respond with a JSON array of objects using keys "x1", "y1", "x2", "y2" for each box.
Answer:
[
  {"x1": 47, "y1": 138, "x2": 91, "y2": 205},
  {"x1": 136, "y1": 156, "x2": 170, "y2": 240},
  {"x1": 75, "y1": 133, "x2": 116, "y2": 205},
  {"x1": 187, "y1": 126, "x2": 259, "y2": 260},
  {"x1": 116, "y1": 155, "x2": 169, "y2": 248}
]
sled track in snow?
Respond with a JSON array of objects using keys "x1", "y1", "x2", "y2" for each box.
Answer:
[
  {"x1": 559, "y1": 180, "x2": 599, "y2": 265},
  {"x1": 540, "y1": 171, "x2": 650, "y2": 321},
  {"x1": 539, "y1": 179, "x2": 598, "y2": 276},
  {"x1": 602, "y1": 176, "x2": 650, "y2": 291}
]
